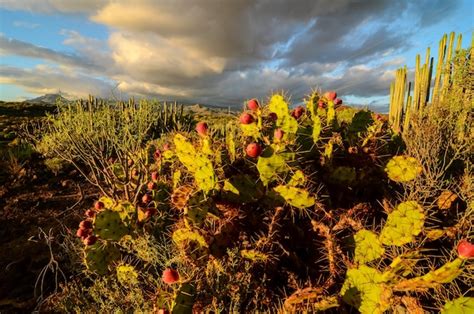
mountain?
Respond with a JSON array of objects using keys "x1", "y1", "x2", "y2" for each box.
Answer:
[{"x1": 25, "y1": 93, "x2": 70, "y2": 105}]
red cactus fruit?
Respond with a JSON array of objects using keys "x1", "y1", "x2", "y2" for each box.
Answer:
[
  {"x1": 85, "y1": 209, "x2": 96, "y2": 218},
  {"x1": 147, "y1": 181, "x2": 156, "y2": 191},
  {"x1": 318, "y1": 101, "x2": 325, "y2": 109},
  {"x1": 154, "y1": 149, "x2": 162, "y2": 160},
  {"x1": 247, "y1": 99, "x2": 260, "y2": 111},
  {"x1": 83, "y1": 235, "x2": 97, "y2": 246},
  {"x1": 128, "y1": 159, "x2": 134, "y2": 167},
  {"x1": 76, "y1": 228, "x2": 91, "y2": 238},
  {"x1": 142, "y1": 193, "x2": 152, "y2": 204},
  {"x1": 195, "y1": 122, "x2": 208, "y2": 136},
  {"x1": 246, "y1": 142, "x2": 262, "y2": 158},
  {"x1": 274, "y1": 128, "x2": 284, "y2": 141},
  {"x1": 335, "y1": 98, "x2": 343, "y2": 105},
  {"x1": 157, "y1": 309, "x2": 170, "y2": 314},
  {"x1": 151, "y1": 171, "x2": 159, "y2": 182},
  {"x1": 131, "y1": 169, "x2": 139, "y2": 177},
  {"x1": 162, "y1": 268, "x2": 180, "y2": 284},
  {"x1": 163, "y1": 143, "x2": 171, "y2": 151},
  {"x1": 324, "y1": 91, "x2": 337, "y2": 101},
  {"x1": 291, "y1": 106, "x2": 305, "y2": 119},
  {"x1": 79, "y1": 220, "x2": 93, "y2": 229},
  {"x1": 457, "y1": 239, "x2": 474, "y2": 259},
  {"x1": 94, "y1": 201, "x2": 104, "y2": 210},
  {"x1": 240, "y1": 113, "x2": 254, "y2": 124},
  {"x1": 268, "y1": 112, "x2": 277, "y2": 121}
]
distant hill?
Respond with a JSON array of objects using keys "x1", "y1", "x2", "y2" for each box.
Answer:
[{"x1": 25, "y1": 93, "x2": 70, "y2": 105}]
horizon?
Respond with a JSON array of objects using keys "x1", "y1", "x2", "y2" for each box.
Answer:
[{"x1": 0, "y1": 0, "x2": 473, "y2": 111}]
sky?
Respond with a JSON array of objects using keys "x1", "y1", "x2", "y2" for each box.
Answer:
[{"x1": 0, "y1": 0, "x2": 472, "y2": 110}]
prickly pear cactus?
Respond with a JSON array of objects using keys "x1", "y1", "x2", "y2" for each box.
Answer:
[
  {"x1": 171, "y1": 185, "x2": 193, "y2": 210},
  {"x1": 268, "y1": 94, "x2": 298, "y2": 139},
  {"x1": 379, "y1": 201, "x2": 425, "y2": 246},
  {"x1": 84, "y1": 244, "x2": 121, "y2": 275},
  {"x1": 385, "y1": 156, "x2": 422, "y2": 182},
  {"x1": 172, "y1": 227, "x2": 208, "y2": 248},
  {"x1": 288, "y1": 170, "x2": 306, "y2": 187},
  {"x1": 94, "y1": 210, "x2": 129, "y2": 241},
  {"x1": 185, "y1": 193, "x2": 211, "y2": 226},
  {"x1": 354, "y1": 229, "x2": 385, "y2": 264},
  {"x1": 327, "y1": 100, "x2": 336, "y2": 125},
  {"x1": 340, "y1": 265, "x2": 392, "y2": 314},
  {"x1": 222, "y1": 174, "x2": 264, "y2": 203},
  {"x1": 172, "y1": 283, "x2": 195, "y2": 314},
  {"x1": 240, "y1": 122, "x2": 261, "y2": 140},
  {"x1": 174, "y1": 134, "x2": 216, "y2": 193},
  {"x1": 273, "y1": 185, "x2": 315, "y2": 209},
  {"x1": 116, "y1": 264, "x2": 139, "y2": 286},
  {"x1": 441, "y1": 296, "x2": 474, "y2": 314},
  {"x1": 284, "y1": 287, "x2": 339, "y2": 312},
  {"x1": 257, "y1": 145, "x2": 289, "y2": 186},
  {"x1": 225, "y1": 126, "x2": 236, "y2": 162},
  {"x1": 393, "y1": 258, "x2": 465, "y2": 291},
  {"x1": 240, "y1": 249, "x2": 269, "y2": 262},
  {"x1": 329, "y1": 166, "x2": 356, "y2": 185},
  {"x1": 312, "y1": 114, "x2": 322, "y2": 143}
]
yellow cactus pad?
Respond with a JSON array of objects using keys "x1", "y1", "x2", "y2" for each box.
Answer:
[{"x1": 385, "y1": 155, "x2": 422, "y2": 182}]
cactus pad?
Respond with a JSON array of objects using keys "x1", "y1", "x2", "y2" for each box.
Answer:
[
  {"x1": 174, "y1": 134, "x2": 216, "y2": 193},
  {"x1": 273, "y1": 185, "x2": 315, "y2": 209},
  {"x1": 172, "y1": 283, "x2": 196, "y2": 314},
  {"x1": 284, "y1": 287, "x2": 339, "y2": 312},
  {"x1": 312, "y1": 114, "x2": 322, "y2": 143},
  {"x1": 393, "y1": 258, "x2": 464, "y2": 291},
  {"x1": 84, "y1": 244, "x2": 120, "y2": 275},
  {"x1": 340, "y1": 265, "x2": 392, "y2": 314},
  {"x1": 94, "y1": 210, "x2": 129, "y2": 241},
  {"x1": 288, "y1": 170, "x2": 306, "y2": 187},
  {"x1": 240, "y1": 249, "x2": 269, "y2": 262},
  {"x1": 240, "y1": 122, "x2": 261, "y2": 140},
  {"x1": 257, "y1": 146, "x2": 288, "y2": 186},
  {"x1": 116, "y1": 264, "x2": 139, "y2": 286},
  {"x1": 441, "y1": 297, "x2": 474, "y2": 314},
  {"x1": 354, "y1": 229, "x2": 385, "y2": 264},
  {"x1": 222, "y1": 174, "x2": 264, "y2": 203},
  {"x1": 385, "y1": 156, "x2": 422, "y2": 182},
  {"x1": 172, "y1": 228, "x2": 208, "y2": 248},
  {"x1": 171, "y1": 185, "x2": 193, "y2": 210},
  {"x1": 268, "y1": 94, "x2": 298, "y2": 138},
  {"x1": 379, "y1": 201, "x2": 425, "y2": 246}
]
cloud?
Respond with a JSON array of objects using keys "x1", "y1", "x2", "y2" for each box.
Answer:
[
  {"x1": 0, "y1": 0, "x2": 464, "y2": 106},
  {"x1": 0, "y1": 64, "x2": 115, "y2": 98}
]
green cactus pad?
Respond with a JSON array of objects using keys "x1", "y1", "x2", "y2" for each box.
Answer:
[
  {"x1": 441, "y1": 297, "x2": 474, "y2": 314},
  {"x1": 329, "y1": 166, "x2": 357, "y2": 185},
  {"x1": 385, "y1": 156, "x2": 422, "y2": 182},
  {"x1": 273, "y1": 185, "x2": 315, "y2": 209},
  {"x1": 116, "y1": 264, "x2": 139, "y2": 286},
  {"x1": 257, "y1": 145, "x2": 289, "y2": 186},
  {"x1": 201, "y1": 138, "x2": 213, "y2": 157},
  {"x1": 98, "y1": 196, "x2": 115, "y2": 209},
  {"x1": 173, "y1": 170, "x2": 182, "y2": 189},
  {"x1": 337, "y1": 107, "x2": 357, "y2": 124},
  {"x1": 382, "y1": 251, "x2": 420, "y2": 281},
  {"x1": 379, "y1": 201, "x2": 425, "y2": 246},
  {"x1": 340, "y1": 265, "x2": 392, "y2": 314},
  {"x1": 284, "y1": 287, "x2": 339, "y2": 312},
  {"x1": 327, "y1": 101, "x2": 336, "y2": 125},
  {"x1": 312, "y1": 114, "x2": 322, "y2": 143},
  {"x1": 393, "y1": 258, "x2": 464, "y2": 291},
  {"x1": 240, "y1": 122, "x2": 261, "y2": 140},
  {"x1": 288, "y1": 170, "x2": 306, "y2": 187},
  {"x1": 222, "y1": 174, "x2": 264, "y2": 203},
  {"x1": 94, "y1": 210, "x2": 129, "y2": 241},
  {"x1": 84, "y1": 244, "x2": 121, "y2": 275},
  {"x1": 173, "y1": 134, "x2": 216, "y2": 193},
  {"x1": 348, "y1": 110, "x2": 374, "y2": 134},
  {"x1": 268, "y1": 94, "x2": 298, "y2": 138},
  {"x1": 172, "y1": 283, "x2": 195, "y2": 314},
  {"x1": 225, "y1": 128, "x2": 236, "y2": 162},
  {"x1": 185, "y1": 194, "x2": 211, "y2": 225},
  {"x1": 113, "y1": 201, "x2": 136, "y2": 225},
  {"x1": 240, "y1": 249, "x2": 269, "y2": 262},
  {"x1": 172, "y1": 228, "x2": 208, "y2": 248},
  {"x1": 354, "y1": 229, "x2": 385, "y2": 264}
]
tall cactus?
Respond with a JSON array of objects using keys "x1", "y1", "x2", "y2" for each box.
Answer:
[{"x1": 388, "y1": 32, "x2": 468, "y2": 133}]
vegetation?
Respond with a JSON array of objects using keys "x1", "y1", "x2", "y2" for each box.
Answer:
[{"x1": 0, "y1": 32, "x2": 472, "y2": 313}]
